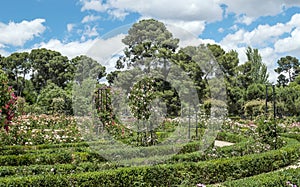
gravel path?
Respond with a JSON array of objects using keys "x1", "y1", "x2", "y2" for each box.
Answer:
[{"x1": 214, "y1": 140, "x2": 235, "y2": 147}]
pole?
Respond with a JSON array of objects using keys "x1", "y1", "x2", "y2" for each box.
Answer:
[
  {"x1": 265, "y1": 85, "x2": 268, "y2": 117},
  {"x1": 188, "y1": 106, "x2": 191, "y2": 139},
  {"x1": 273, "y1": 85, "x2": 277, "y2": 149},
  {"x1": 195, "y1": 108, "x2": 198, "y2": 138}
]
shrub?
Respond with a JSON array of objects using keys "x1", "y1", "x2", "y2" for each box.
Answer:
[
  {"x1": 1, "y1": 138, "x2": 299, "y2": 186},
  {"x1": 220, "y1": 168, "x2": 300, "y2": 187},
  {"x1": 0, "y1": 69, "x2": 17, "y2": 132}
]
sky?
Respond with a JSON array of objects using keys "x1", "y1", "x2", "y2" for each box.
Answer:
[{"x1": 1, "y1": 0, "x2": 300, "y2": 83}]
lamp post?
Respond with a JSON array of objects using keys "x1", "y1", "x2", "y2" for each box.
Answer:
[{"x1": 273, "y1": 84, "x2": 277, "y2": 149}]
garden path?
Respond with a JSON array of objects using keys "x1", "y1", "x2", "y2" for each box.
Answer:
[{"x1": 214, "y1": 140, "x2": 235, "y2": 147}]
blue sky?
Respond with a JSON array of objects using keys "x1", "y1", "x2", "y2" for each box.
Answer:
[{"x1": 1, "y1": 0, "x2": 300, "y2": 82}]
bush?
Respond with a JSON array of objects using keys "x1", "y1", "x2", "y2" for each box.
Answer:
[
  {"x1": 1, "y1": 138, "x2": 299, "y2": 186},
  {"x1": 256, "y1": 119, "x2": 284, "y2": 149},
  {"x1": 0, "y1": 151, "x2": 106, "y2": 166},
  {"x1": 0, "y1": 69, "x2": 17, "y2": 132},
  {"x1": 220, "y1": 168, "x2": 300, "y2": 187}
]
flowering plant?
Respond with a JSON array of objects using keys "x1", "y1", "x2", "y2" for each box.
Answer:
[
  {"x1": 0, "y1": 70, "x2": 17, "y2": 132},
  {"x1": 128, "y1": 77, "x2": 157, "y2": 120}
]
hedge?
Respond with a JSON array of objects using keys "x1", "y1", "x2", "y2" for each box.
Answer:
[
  {"x1": 0, "y1": 151, "x2": 106, "y2": 166},
  {"x1": 216, "y1": 132, "x2": 247, "y2": 143},
  {"x1": 219, "y1": 167, "x2": 300, "y2": 186},
  {"x1": 0, "y1": 140, "x2": 109, "y2": 153},
  {"x1": 1, "y1": 138, "x2": 299, "y2": 186},
  {"x1": 0, "y1": 162, "x2": 120, "y2": 178},
  {"x1": 0, "y1": 133, "x2": 251, "y2": 177},
  {"x1": 0, "y1": 132, "x2": 241, "y2": 156},
  {"x1": 0, "y1": 146, "x2": 90, "y2": 156},
  {"x1": 0, "y1": 136, "x2": 259, "y2": 176},
  {"x1": 281, "y1": 132, "x2": 300, "y2": 141}
]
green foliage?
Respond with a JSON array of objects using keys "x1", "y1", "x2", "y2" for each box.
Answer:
[
  {"x1": 30, "y1": 48, "x2": 75, "y2": 92},
  {"x1": 275, "y1": 55, "x2": 300, "y2": 85},
  {"x1": 0, "y1": 138, "x2": 299, "y2": 186},
  {"x1": 0, "y1": 69, "x2": 17, "y2": 131},
  {"x1": 246, "y1": 83, "x2": 265, "y2": 100},
  {"x1": 1, "y1": 52, "x2": 31, "y2": 96},
  {"x1": 36, "y1": 82, "x2": 72, "y2": 115},
  {"x1": 245, "y1": 47, "x2": 269, "y2": 84},
  {"x1": 116, "y1": 19, "x2": 179, "y2": 70},
  {"x1": 72, "y1": 55, "x2": 106, "y2": 84},
  {"x1": 203, "y1": 98, "x2": 227, "y2": 117},
  {"x1": 256, "y1": 119, "x2": 284, "y2": 149},
  {"x1": 244, "y1": 99, "x2": 269, "y2": 118},
  {"x1": 0, "y1": 151, "x2": 105, "y2": 166},
  {"x1": 221, "y1": 168, "x2": 300, "y2": 187}
]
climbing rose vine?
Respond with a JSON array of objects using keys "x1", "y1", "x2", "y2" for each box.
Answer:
[{"x1": 0, "y1": 70, "x2": 17, "y2": 132}]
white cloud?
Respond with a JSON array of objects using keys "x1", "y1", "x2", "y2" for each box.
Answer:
[
  {"x1": 26, "y1": 34, "x2": 125, "y2": 65},
  {"x1": 82, "y1": 25, "x2": 99, "y2": 40},
  {"x1": 274, "y1": 27, "x2": 300, "y2": 55},
  {"x1": 0, "y1": 48, "x2": 9, "y2": 57},
  {"x1": 287, "y1": 13, "x2": 300, "y2": 27},
  {"x1": 80, "y1": 0, "x2": 107, "y2": 12},
  {"x1": 260, "y1": 47, "x2": 280, "y2": 83},
  {"x1": 220, "y1": 0, "x2": 300, "y2": 18},
  {"x1": 273, "y1": 14, "x2": 300, "y2": 56},
  {"x1": 221, "y1": 22, "x2": 293, "y2": 49},
  {"x1": 86, "y1": 34, "x2": 125, "y2": 63},
  {"x1": 34, "y1": 39, "x2": 95, "y2": 59},
  {"x1": 165, "y1": 21, "x2": 214, "y2": 47},
  {"x1": 80, "y1": 0, "x2": 223, "y2": 22},
  {"x1": 67, "y1": 24, "x2": 75, "y2": 32},
  {"x1": 165, "y1": 20, "x2": 206, "y2": 37},
  {"x1": 108, "y1": 9, "x2": 128, "y2": 20},
  {"x1": 0, "y1": 19, "x2": 46, "y2": 47},
  {"x1": 235, "y1": 15, "x2": 254, "y2": 25},
  {"x1": 81, "y1": 15, "x2": 101, "y2": 23}
]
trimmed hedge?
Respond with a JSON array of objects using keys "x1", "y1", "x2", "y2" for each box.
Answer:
[
  {"x1": 1, "y1": 138, "x2": 299, "y2": 186},
  {"x1": 0, "y1": 133, "x2": 251, "y2": 177},
  {"x1": 0, "y1": 151, "x2": 106, "y2": 166},
  {"x1": 0, "y1": 146, "x2": 90, "y2": 156},
  {"x1": 0, "y1": 137, "x2": 259, "y2": 176},
  {"x1": 281, "y1": 132, "x2": 300, "y2": 141},
  {"x1": 0, "y1": 132, "x2": 241, "y2": 156},
  {"x1": 0, "y1": 140, "x2": 109, "y2": 153},
  {"x1": 0, "y1": 162, "x2": 120, "y2": 177},
  {"x1": 216, "y1": 132, "x2": 247, "y2": 143},
  {"x1": 219, "y1": 167, "x2": 300, "y2": 186}
]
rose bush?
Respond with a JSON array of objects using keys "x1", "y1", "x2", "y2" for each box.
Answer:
[{"x1": 0, "y1": 69, "x2": 17, "y2": 132}]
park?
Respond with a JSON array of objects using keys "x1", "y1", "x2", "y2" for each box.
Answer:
[{"x1": 0, "y1": 19, "x2": 300, "y2": 186}]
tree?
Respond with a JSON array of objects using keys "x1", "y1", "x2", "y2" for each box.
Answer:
[
  {"x1": 116, "y1": 19, "x2": 179, "y2": 76},
  {"x1": 2, "y1": 52, "x2": 31, "y2": 96},
  {"x1": 71, "y1": 55, "x2": 106, "y2": 84},
  {"x1": 30, "y1": 48, "x2": 75, "y2": 92},
  {"x1": 115, "y1": 19, "x2": 182, "y2": 117},
  {"x1": 246, "y1": 83, "x2": 265, "y2": 101},
  {"x1": 275, "y1": 56, "x2": 300, "y2": 85},
  {"x1": 276, "y1": 85, "x2": 300, "y2": 116},
  {"x1": 237, "y1": 47, "x2": 269, "y2": 99},
  {"x1": 174, "y1": 47, "x2": 206, "y2": 100},
  {"x1": 106, "y1": 71, "x2": 120, "y2": 85},
  {"x1": 245, "y1": 47, "x2": 269, "y2": 84},
  {"x1": 208, "y1": 44, "x2": 241, "y2": 116},
  {"x1": 277, "y1": 74, "x2": 289, "y2": 87},
  {"x1": 36, "y1": 82, "x2": 72, "y2": 115}
]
